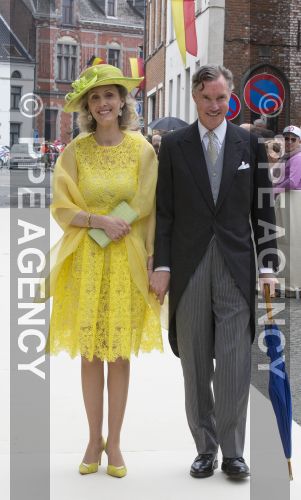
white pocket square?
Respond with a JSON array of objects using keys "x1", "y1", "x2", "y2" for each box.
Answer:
[{"x1": 238, "y1": 162, "x2": 250, "y2": 170}]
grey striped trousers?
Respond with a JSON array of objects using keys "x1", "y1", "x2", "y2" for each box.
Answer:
[{"x1": 176, "y1": 238, "x2": 251, "y2": 458}]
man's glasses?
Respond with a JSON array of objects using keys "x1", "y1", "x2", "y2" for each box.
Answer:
[{"x1": 284, "y1": 136, "x2": 297, "y2": 142}]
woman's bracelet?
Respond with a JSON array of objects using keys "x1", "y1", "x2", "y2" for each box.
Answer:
[{"x1": 87, "y1": 213, "x2": 92, "y2": 228}]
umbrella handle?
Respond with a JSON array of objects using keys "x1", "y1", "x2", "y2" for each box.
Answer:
[
  {"x1": 288, "y1": 459, "x2": 293, "y2": 481},
  {"x1": 264, "y1": 284, "x2": 274, "y2": 322}
]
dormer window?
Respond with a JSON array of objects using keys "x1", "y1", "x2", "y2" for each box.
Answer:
[
  {"x1": 107, "y1": 0, "x2": 116, "y2": 17},
  {"x1": 62, "y1": 0, "x2": 74, "y2": 25}
]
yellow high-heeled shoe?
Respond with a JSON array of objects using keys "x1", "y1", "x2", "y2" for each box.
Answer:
[
  {"x1": 107, "y1": 464, "x2": 127, "y2": 478},
  {"x1": 79, "y1": 438, "x2": 106, "y2": 475},
  {"x1": 105, "y1": 446, "x2": 127, "y2": 478}
]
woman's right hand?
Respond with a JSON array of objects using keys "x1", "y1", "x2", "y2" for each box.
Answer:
[{"x1": 101, "y1": 216, "x2": 131, "y2": 241}]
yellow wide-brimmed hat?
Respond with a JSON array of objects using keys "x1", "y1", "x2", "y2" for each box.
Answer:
[{"x1": 64, "y1": 64, "x2": 143, "y2": 113}]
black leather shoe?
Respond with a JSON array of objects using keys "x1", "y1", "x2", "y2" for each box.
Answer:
[
  {"x1": 221, "y1": 457, "x2": 250, "y2": 479},
  {"x1": 190, "y1": 454, "x2": 218, "y2": 478}
]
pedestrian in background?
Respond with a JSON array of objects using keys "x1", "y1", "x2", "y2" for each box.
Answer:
[
  {"x1": 273, "y1": 125, "x2": 301, "y2": 194},
  {"x1": 151, "y1": 133, "x2": 162, "y2": 156},
  {"x1": 273, "y1": 125, "x2": 301, "y2": 296}
]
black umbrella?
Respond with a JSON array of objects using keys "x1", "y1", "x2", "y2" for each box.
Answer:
[{"x1": 148, "y1": 116, "x2": 188, "y2": 131}]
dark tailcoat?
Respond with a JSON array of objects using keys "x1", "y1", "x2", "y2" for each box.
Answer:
[{"x1": 154, "y1": 120, "x2": 278, "y2": 356}]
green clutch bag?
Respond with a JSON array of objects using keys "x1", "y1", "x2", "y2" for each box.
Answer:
[{"x1": 88, "y1": 201, "x2": 138, "y2": 248}]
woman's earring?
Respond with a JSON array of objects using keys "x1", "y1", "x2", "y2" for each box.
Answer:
[
  {"x1": 118, "y1": 107, "x2": 123, "y2": 117},
  {"x1": 88, "y1": 113, "x2": 93, "y2": 122}
]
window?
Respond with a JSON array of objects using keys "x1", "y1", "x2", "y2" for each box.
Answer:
[
  {"x1": 44, "y1": 109, "x2": 58, "y2": 142},
  {"x1": 3, "y1": 44, "x2": 21, "y2": 57},
  {"x1": 107, "y1": 0, "x2": 116, "y2": 17},
  {"x1": 11, "y1": 70, "x2": 22, "y2": 79},
  {"x1": 185, "y1": 68, "x2": 190, "y2": 122},
  {"x1": 11, "y1": 86, "x2": 22, "y2": 110},
  {"x1": 138, "y1": 45, "x2": 143, "y2": 59},
  {"x1": 57, "y1": 43, "x2": 77, "y2": 81},
  {"x1": 160, "y1": 0, "x2": 164, "y2": 42},
  {"x1": 176, "y1": 74, "x2": 181, "y2": 117},
  {"x1": 10, "y1": 123, "x2": 21, "y2": 146},
  {"x1": 62, "y1": 0, "x2": 73, "y2": 25},
  {"x1": 108, "y1": 49, "x2": 120, "y2": 67},
  {"x1": 148, "y1": 1, "x2": 152, "y2": 56},
  {"x1": 158, "y1": 87, "x2": 163, "y2": 118},
  {"x1": 168, "y1": 79, "x2": 173, "y2": 116},
  {"x1": 149, "y1": 94, "x2": 156, "y2": 122},
  {"x1": 154, "y1": 0, "x2": 158, "y2": 48},
  {"x1": 169, "y1": 1, "x2": 174, "y2": 42}
]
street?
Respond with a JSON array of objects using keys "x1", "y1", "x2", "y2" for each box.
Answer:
[{"x1": 0, "y1": 167, "x2": 52, "y2": 208}]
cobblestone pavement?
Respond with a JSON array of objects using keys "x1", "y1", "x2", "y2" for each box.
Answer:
[{"x1": 252, "y1": 296, "x2": 301, "y2": 425}]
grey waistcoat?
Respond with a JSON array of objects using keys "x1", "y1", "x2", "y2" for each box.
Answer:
[{"x1": 202, "y1": 139, "x2": 226, "y2": 204}]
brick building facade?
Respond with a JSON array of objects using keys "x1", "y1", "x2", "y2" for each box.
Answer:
[
  {"x1": 1, "y1": 0, "x2": 144, "y2": 144},
  {"x1": 145, "y1": 0, "x2": 300, "y2": 133},
  {"x1": 224, "y1": 0, "x2": 300, "y2": 130}
]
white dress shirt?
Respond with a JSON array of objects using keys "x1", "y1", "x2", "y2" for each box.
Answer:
[{"x1": 198, "y1": 119, "x2": 227, "y2": 153}]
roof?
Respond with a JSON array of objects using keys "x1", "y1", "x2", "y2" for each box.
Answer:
[
  {"x1": 0, "y1": 14, "x2": 33, "y2": 63},
  {"x1": 80, "y1": 0, "x2": 144, "y2": 27},
  {"x1": 20, "y1": 0, "x2": 144, "y2": 25}
]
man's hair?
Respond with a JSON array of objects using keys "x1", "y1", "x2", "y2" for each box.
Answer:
[{"x1": 192, "y1": 65, "x2": 234, "y2": 93}]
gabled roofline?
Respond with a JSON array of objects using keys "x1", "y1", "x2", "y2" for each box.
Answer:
[{"x1": 0, "y1": 13, "x2": 34, "y2": 62}]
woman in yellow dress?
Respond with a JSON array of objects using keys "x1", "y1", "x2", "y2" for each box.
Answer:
[{"x1": 46, "y1": 63, "x2": 163, "y2": 477}]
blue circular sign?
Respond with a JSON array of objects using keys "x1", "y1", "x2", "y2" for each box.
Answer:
[
  {"x1": 244, "y1": 73, "x2": 285, "y2": 115},
  {"x1": 226, "y1": 93, "x2": 241, "y2": 121}
]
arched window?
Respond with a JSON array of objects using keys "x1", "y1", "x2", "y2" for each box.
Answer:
[{"x1": 11, "y1": 70, "x2": 22, "y2": 79}]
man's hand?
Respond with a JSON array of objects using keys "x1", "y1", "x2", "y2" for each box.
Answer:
[
  {"x1": 149, "y1": 271, "x2": 170, "y2": 305},
  {"x1": 259, "y1": 273, "x2": 279, "y2": 298}
]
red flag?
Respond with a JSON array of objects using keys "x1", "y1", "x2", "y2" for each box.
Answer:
[
  {"x1": 172, "y1": 0, "x2": 198, "y2": 64},
  {"x1": 184, "y1": 0, "x2": 198, "y2": 56}
]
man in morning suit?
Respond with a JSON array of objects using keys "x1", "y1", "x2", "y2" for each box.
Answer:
[{"x1": 150, "y1": 65, "x2": 278, "y2": 479}]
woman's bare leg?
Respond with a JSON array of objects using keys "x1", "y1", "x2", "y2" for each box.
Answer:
[
  {"x1": 106, "y1": 358, "x2": 130, "y2": 466},
  {"x1": 81, "y1": 355, "x2": 105, "y2": 463}
]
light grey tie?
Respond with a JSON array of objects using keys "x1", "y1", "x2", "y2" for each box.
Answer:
[{"x1": 207, "y1": 131, "x2": 219, "y2": 165}]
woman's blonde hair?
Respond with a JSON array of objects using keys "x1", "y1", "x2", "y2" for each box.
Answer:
[{"x1": 77, "y1": 85, "x2": 138, "y2": 132}]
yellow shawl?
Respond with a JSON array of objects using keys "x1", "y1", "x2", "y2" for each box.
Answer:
[{"x1": 43, "y1": 130, "x2": 160, "y2": 319}]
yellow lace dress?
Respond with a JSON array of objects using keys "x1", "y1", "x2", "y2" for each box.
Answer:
[{"x1": 47, "y1": 133, "x2": 163, "y2": 362}]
